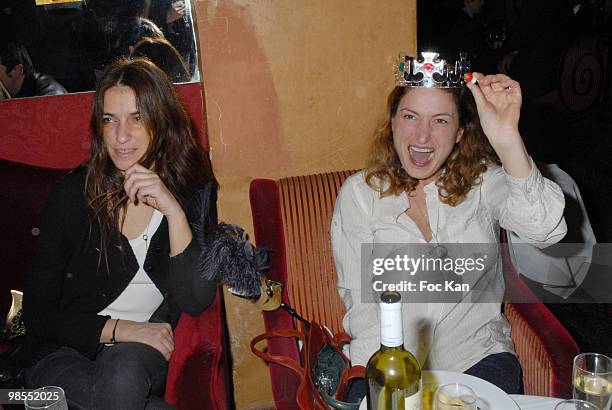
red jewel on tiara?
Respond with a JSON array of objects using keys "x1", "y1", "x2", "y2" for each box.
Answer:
[
  {"x1": 464, "y1": 72, "x2": 473, "y2": 83},
  {"x1": 423, "y1": 63, "x2": 434, "y2": 73}
]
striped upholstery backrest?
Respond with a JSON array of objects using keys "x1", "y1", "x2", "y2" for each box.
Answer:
[
  {"x1": 501, "y1": 230, "x2": 579, "y2": 398},
  {"x1": 276, "y1": 170, "x2": 358, "y2": 335},
  {"x1": 504, "y1": 303, "x2": 554, "y2": 397}
]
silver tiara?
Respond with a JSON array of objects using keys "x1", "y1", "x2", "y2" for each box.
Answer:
[{"x1": 396, "y1": 51, "x2": 472, "y2": 88}]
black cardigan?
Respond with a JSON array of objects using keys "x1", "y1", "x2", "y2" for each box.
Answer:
[{"x1": 22, "y1": 168, "x2": 218, "y2": 363}]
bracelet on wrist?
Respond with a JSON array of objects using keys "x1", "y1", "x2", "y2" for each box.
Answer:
[{"x1": 110, "y1": 319, "x2": 120, "y2": 344}]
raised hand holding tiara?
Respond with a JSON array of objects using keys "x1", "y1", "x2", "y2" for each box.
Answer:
[
  {"x1": 467, "y1": 73, "x2": 532, "y2": 178},
  {"x1": 467, "y1": 73, "x2": 521, "y2": 143}
]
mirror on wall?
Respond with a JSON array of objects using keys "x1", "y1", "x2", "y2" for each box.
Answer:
[{"x1": 0, "y1": 0, "x2": 199, "y2": 100}]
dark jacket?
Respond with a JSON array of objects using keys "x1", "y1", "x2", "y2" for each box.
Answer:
[
  {"x1": 21, "y1": 167, "x2": 218, "y2": 365},
  {"x1": 15, "y1": 72, "x2": 67, "y2": 98}
]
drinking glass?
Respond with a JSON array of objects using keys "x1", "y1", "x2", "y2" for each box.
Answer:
[
  {"x1": 555, "y1": 399, "x2": 600, "y2": 410},
  {"x1": 573, "y1": 353, "x2": 612, "y2": 409},
  {"x1": 434, "y1": 383, "x2": 477, "y2": 410},
  {"x1": 24, "y1": 386, "x2": 68, "y2": 410}
]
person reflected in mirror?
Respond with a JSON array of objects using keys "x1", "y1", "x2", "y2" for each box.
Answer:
[
  {"x1": 332, "y1": 53, "x2": 568, "y2": 395},
  {"x1": 0, "y1": 42, "x2": 67, "y2": 99},
  {"x1": 148, "y1": 0, "x2": 195, "y2": 76},
  {"x1": 84, "y1": 0, "x2": 143, "y2": 69},
  {"x1": 131, "y1": 36, "x2": 190, "y2": 83},
  {"x1": 123, "y1": 17, "x2": 165, "y2": 55},
  {"x1": 21, "y1": 57, "x2": 219, "y2": 409}
]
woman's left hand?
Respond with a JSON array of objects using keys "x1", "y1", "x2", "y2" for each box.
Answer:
[
  {"x1": 124, "y1": 164, "x2": 183, "y2": 218},
  {"x1": 466, "y1": 73, "x2": 522, "y2": 150},
  {"x1": 467, "y1": 73, "x2": 532, "y2": 178}
]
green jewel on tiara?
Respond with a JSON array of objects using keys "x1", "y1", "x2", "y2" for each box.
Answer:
[{"x1": 396, "y1": 51, "x2": 472, "y2": 88}]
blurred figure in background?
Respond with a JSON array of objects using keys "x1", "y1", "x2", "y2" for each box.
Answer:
[
  {"x1": 131, "y1": 36, "x2": 190, "y2": 83},
  {"x1": 147, "y1": 0, "x2": 196, "y2": 77},
  {"x1": 0, "y1": 41, "x2": 66, "y2": 99},
  {"x1": 124, "y1": 17, "x2": 165, "y2": 55},
  {"x1": 497, "y1": 0, "x2": 576, "y2": 100},
  {"x1": 419, "y1": 0, "x2": 486, "y2": 67}
]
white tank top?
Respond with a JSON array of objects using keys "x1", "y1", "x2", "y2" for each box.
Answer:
[{"x1": 99, "y1": 209, "x2": 164, "y2": 322}]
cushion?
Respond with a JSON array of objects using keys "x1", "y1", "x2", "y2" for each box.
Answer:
[{"x1": 0, "y1": 159, "x2": 70, "y2": 315}]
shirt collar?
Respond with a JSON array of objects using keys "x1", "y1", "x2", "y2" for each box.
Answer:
[{"x1": 371, "y1": 181, "x2": 440, "y2": 221}]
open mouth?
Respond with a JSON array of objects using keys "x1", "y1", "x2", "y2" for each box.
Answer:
[{"x1": 409, "y1": 145, "x2": 434, "y2": 166}]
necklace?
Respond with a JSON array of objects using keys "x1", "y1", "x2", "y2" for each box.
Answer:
[
  {"x1": 408, "y1": 194, "x2": 448, "y2": 259},
  {"x1": 142, "y1": 230, "x2": 149, "y2": 251},
  {"x1": 141, "y1": 210, "x2": 154, "y2": 251}
]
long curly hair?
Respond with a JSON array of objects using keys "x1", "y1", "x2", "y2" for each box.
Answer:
[
  {"x1": 85, "y1": 57, "x2": 217, "y2": 262},
  {"x1": 365, "y1": 86, "x2": 500, "y2": 206}
]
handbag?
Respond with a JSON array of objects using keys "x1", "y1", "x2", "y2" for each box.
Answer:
[
  {"x1": 251, "y1": 321, "x2": 365, "y2": 409},
  {"x1": 1, "y1": 290, "x2": 25, "y2": 340},
  {"x1": 0, "y1": 290, "x2": 27, "y2": 390}
]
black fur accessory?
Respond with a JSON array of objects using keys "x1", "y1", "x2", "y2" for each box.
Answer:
[
  {"x1": 190, "y1": 188, "x2": 270, "y2": 298},
  {"x1": 200, "y1": 223, "x2": 270, "y2": 298},
  {"x1": 190, "y1": 191, "x2": 312, "y2": 323}
]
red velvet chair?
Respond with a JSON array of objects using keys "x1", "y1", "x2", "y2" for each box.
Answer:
[
  {"x1": 0, "y1": 85, "x2": 232, "y2": 410},
  {"x1": 500, "y1": 229, "x2": 580, "y2": 399},
  {"x1": 249, "y1": 170, "x2": 580, "y2": 409}
]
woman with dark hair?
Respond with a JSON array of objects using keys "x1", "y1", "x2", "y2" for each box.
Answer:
[
  {"x1": 331, "y1": 53, "x2": 567, "y2": 394},
  {"x1": 22, "y1": 57, "x2": 218, "y2": 409}
]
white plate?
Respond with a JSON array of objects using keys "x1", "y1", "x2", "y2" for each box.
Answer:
[
  {"x1": 358, "y1": 370, "x2": 519, "y2": 410},
  {"x1": 510, "y1": 394, "x2": 563, "y2": 410}
]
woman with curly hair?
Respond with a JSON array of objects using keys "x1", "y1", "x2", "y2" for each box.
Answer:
[
  {"x1": 22, "y1": 57, "x2": 218, "y2": 409},
  {"x1": 331, "y1": 64, "x2": 567, "y2": 394}
]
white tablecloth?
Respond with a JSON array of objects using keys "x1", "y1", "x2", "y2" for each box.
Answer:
[{"x1": 511, "y1": 395, "x2": 563, "y2": 409}]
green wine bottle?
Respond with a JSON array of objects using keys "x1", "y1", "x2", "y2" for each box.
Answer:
[{"x1": 366, "y1": 291, "x2": 422, "y2": 410}]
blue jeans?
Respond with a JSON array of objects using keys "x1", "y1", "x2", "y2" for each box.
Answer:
[
  {"x1": 25, "y1": 343, "x2": 173, "y2": 410},
  {"x1": 464, "y1": 352, "x2": 523, "y2": 394}
]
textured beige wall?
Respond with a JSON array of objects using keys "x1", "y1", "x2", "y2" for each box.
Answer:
[{"x1": 194, "y1": 1, "x2": 417, "y2": 408}]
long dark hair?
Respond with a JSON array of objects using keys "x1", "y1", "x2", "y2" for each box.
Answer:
[
  {"x1": 86, "y1": 57, "x2": 216, "y2": 261},
  {"x1": 365, "y1": 86, "x2": 500, "y2": 206}
]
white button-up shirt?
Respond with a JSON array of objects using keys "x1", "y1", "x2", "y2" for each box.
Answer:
[{"x1": 331, "y1": 161, "x2": 567, "y2": 371}]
